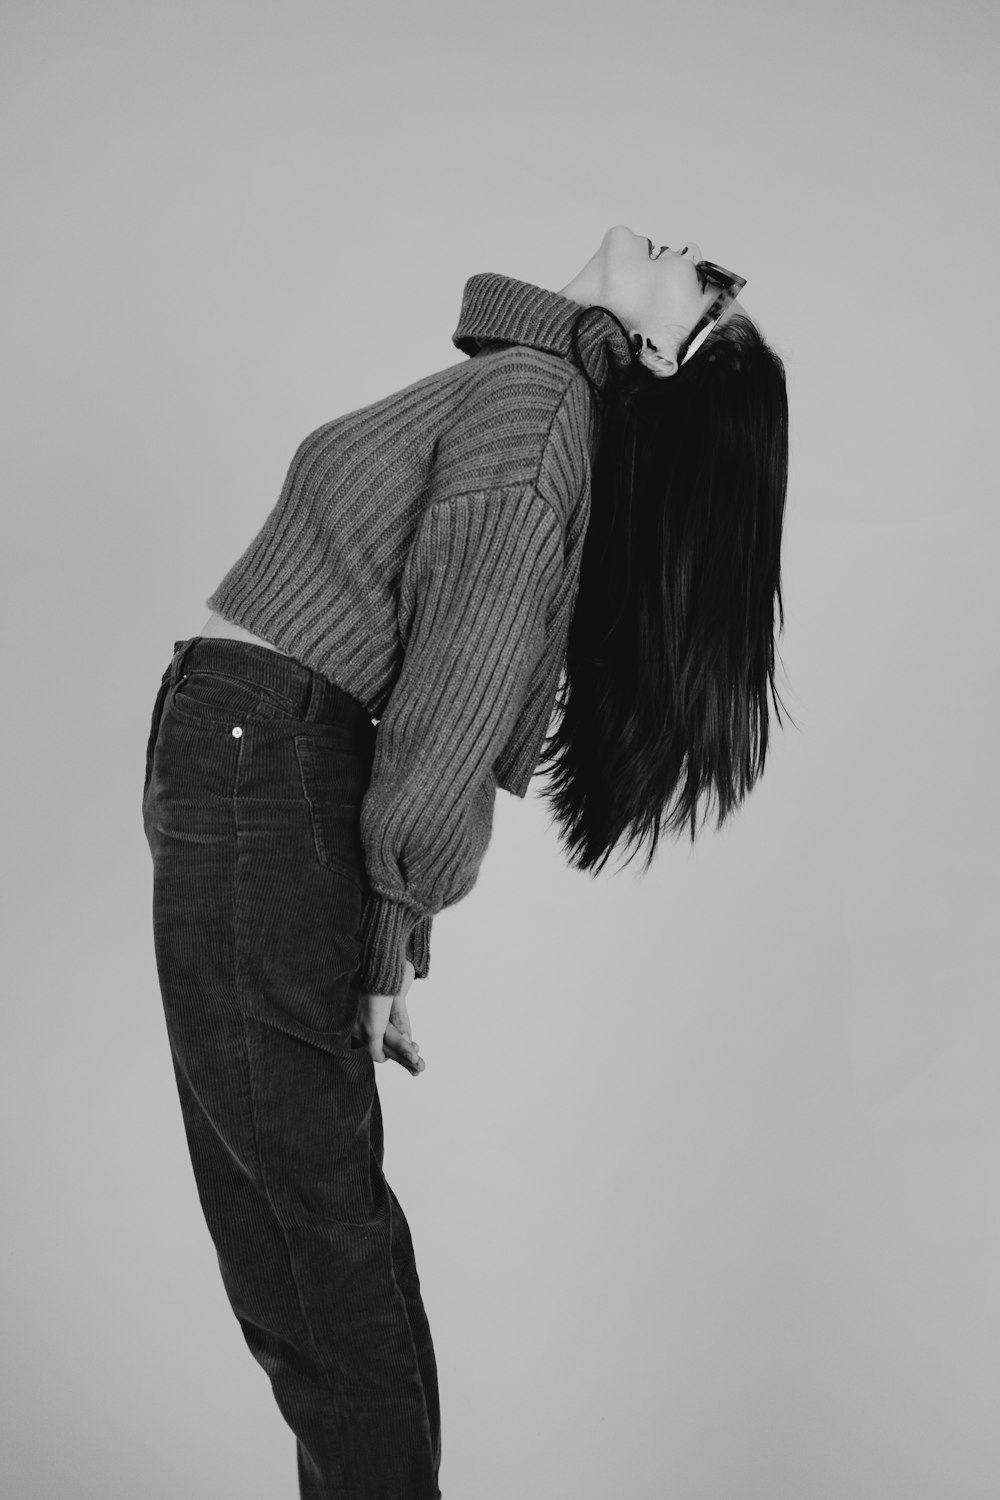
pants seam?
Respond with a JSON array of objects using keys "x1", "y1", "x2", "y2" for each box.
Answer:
[{"x1": 231, "y1": 784, "x2": 355, "y2": 1492}]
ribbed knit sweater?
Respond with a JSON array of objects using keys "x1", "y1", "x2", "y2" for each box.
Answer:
[{"x1": 206, "y1": 272, "x2": 633, "y2": 996}]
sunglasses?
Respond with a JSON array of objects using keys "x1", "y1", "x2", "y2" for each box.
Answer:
[{"x1": 676, "y1": 259, "x2": 747, "y2": 365}]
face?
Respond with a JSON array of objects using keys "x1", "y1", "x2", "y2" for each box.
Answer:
[{"x1": 595, "y1": 224, "x2": 718, "y2": 356}]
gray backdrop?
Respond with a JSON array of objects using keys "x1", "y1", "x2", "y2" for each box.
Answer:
[{"x1": 3, "y1": 1, "x2": 998, "y2": 1496}]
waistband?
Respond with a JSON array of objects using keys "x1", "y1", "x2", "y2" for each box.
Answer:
[{"x1": 166, "y1": 637, "x2": 376, "y2": 734}]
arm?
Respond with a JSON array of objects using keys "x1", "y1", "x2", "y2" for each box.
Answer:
[{"x1": 357, "y1": 482, "x2": 565, "y2": 997}]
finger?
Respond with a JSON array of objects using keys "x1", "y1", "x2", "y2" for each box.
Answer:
[
  {"x1": 384, "y1": 1022, "x2": 425, "y2": 1074},
  {"x1": 385, "y1": 1020, "x2": 421, "y2": 1063},
  {"x1": 386, "y1": 1042, "x2": 425, "y2": 1075},
  {"x1": 350, "y1": 1008, "x2": 423, "y2": 1071},
  {"x1": 388, "y1": 1022, "x2": 420, "y2": 1067},
  {"x1": 351, "y1": 1027, "x2": 416, "y2": 1070},
  {"x1": 389, "y1": 994, "x2": 413, "y2": 1037}
]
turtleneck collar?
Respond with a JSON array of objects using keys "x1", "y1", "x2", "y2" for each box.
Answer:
[{"x1": 452, "y1": 271, "x2": 634, "y2": 390}]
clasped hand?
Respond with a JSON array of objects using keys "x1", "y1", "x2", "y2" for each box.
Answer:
[{"x1": 351, "y1": 958, "x2": 426, "y2": 1075}]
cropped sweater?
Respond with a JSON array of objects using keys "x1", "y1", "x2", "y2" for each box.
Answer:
[{"x1": 206, "y1": 272, "x2": 633, "y2": 995}]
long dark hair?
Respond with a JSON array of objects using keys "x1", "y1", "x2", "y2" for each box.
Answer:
[{"x1": 537, "y1": 303, "x2": 791, "y2": 873}]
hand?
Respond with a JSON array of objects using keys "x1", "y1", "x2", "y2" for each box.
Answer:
[{"x1": 352, "y1": 959, "x2": 426, "y2": 1076}]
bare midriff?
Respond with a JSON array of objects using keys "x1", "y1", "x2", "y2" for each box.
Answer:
[{"x1": 197, "y1": 611, "x2": 289, "y2": 656}]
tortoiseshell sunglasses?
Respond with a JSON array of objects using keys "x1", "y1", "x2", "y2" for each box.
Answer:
[{"x1": 677, "y1": 259, "x2": 747, "y2": 364}]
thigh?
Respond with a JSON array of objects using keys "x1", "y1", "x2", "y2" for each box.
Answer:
[
  {"x1": 148, "y1": 664, "x2": 371, "y2": 1016},
  {"x1": 144, "y1": 667, "x2": 379, "y2": 1205}
]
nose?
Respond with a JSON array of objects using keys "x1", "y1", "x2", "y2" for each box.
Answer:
[{"x1": 679, "y1": 241, "x2": 702, "y2": 262}]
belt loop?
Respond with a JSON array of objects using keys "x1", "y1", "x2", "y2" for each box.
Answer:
[
  {"x1": 302, "y1": 667, "x2": 324, "y2": 722},
  {"x1": 169, "y1": 636, "x2": 199, "y2": 686}
]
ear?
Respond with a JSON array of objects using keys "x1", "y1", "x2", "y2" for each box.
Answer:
[
  {"x1": 637, "y1": 345, "x2": 678, "y2": 379},
  {"x1": 630, "y1": 330, "x2": 679, "y2": 379}
]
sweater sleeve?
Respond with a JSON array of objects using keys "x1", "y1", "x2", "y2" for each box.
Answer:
[{"x1": 357, "y1": 484, "x2": 564, "y2": 996}]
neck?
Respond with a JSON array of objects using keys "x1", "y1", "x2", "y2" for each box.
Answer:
[{"x1": 556, "y1": 247, "x2": 607, "y2": 309}]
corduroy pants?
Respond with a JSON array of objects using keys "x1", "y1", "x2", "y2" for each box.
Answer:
[{"x1": 142, "y1": 636, "x2": 442, "y2": 1500}]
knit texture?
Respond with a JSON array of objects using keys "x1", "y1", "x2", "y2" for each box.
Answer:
[{"x1": 207, "y1": 272, "x2": 633, "y2": 994}]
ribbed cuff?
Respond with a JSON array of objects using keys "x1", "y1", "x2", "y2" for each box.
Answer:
[
  {"x1": 408, "y1": 913, "x2": 433, "y2": 980},
  {"x1": 359, "y1": 890, "x2": 433, "y2": 995}
]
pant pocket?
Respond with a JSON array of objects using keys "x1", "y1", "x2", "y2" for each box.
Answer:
[
  {"x1": 293, "y1": 735, "x2": 370, "y2": 888},
  {"x1": 169, "y1": 668, "x2": 289, "y2": 728}
]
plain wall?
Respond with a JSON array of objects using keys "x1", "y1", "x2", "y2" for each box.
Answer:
[{"x1": 2, "y1": 1, "x2": 998, "y2": 1496}]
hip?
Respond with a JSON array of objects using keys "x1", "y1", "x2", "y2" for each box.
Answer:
[{"x1": 142, "y1": 636, "x2": 376, "y2": 886}]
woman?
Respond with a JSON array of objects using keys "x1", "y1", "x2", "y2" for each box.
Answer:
[{"x1": 142, "y1": 224, "x2": 789, "y2": 1499}]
